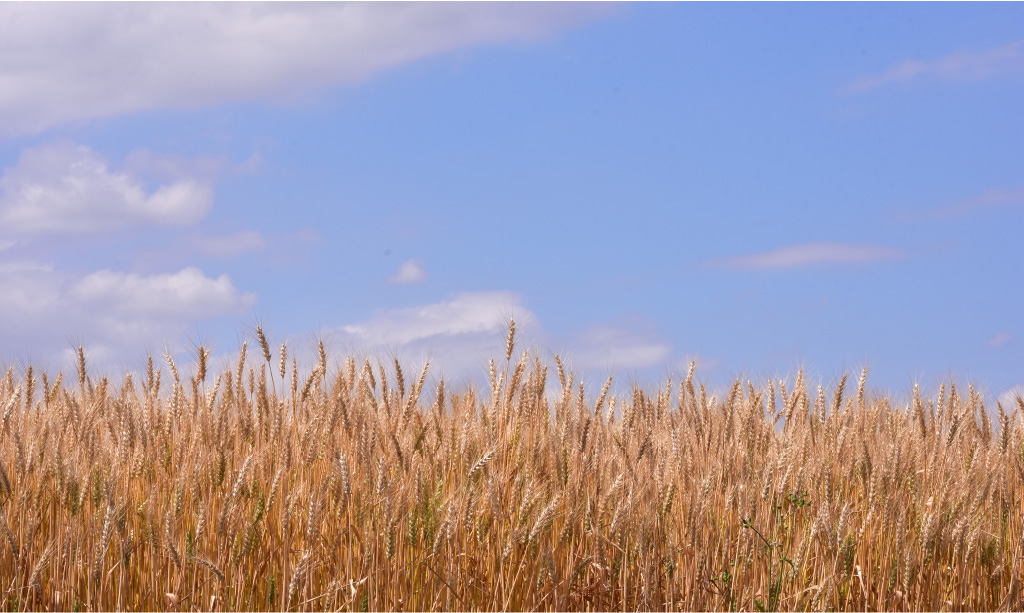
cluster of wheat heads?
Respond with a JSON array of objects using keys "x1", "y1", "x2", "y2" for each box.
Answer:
[{"x1": 0, "y1": 326, "x2": 1022, "y2": 612}]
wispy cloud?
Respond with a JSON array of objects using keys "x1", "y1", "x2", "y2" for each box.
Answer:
[
  {"x1": 338, "y1": 291, "x2": 530, "y2": 348},
  {"x1": 126, "y1": 228, "x2": 322, "y2": 271},
  {"x1": 0, "y1": 143, "x2": 212, "y2": 237},
  {"x1": 900, "y1": 189, "x2": 1024, "y2": 221},
  {"x1": 844, "y1": 41, "x2": 1024, "y2": 94},
  {"x1": 0, "y1": 3, "x2": 610, "y2": 136},
  {"x1": 122, "y1": 149, "x2": 263, "y2": 183},
  {"x1": 333, "y1": 291, "x2": 534, "y2": 378},
  {"x1": 193, "y1": 231, "x2": 269, "y2": 259},
  {"x1": 708, "y1": 242, "x2": 905, "y2": 270},
  {"x1": 989, "y1": 332, "x2": 1012, "y2": 347},
  {"x1": 389, "y1": 259, "x2": 427, "y2": 284},
  {"x1": 566, "y1": 324, "x2": 672, "y2": 372},
  {"x1": 670, "y1": 353, "x2": 722, "y2": 376},
  {"x1": 333, "y1": 293, "x2": 677, "y2": 379}
]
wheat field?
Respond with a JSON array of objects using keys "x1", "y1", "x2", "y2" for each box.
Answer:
[{"x1": 0, "y1": 323, "x2": 1021, "y2": 611}]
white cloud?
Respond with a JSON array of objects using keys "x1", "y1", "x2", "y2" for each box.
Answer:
[
  {"x1": 670, "y1": 353, "x2": 723, "y2": 376},
  {"x1": 0, "y1": 3, "x2": 610, "y2": 136},
  {"x1": 0, "y1": 263, "x2": 254, "y2": 366},
  {"x1": 567, "y1": 325, "x2": 673, "y2": 372},
  {"x1": 334, "y1": 291, "x2": 535, "y2": 378},
  {"x1": 389, "y1": 259, "x2": 427, "y2": 284},
  {"x1": 126, "y1": 227, "x2": 322, "y2": 271},
  {"x1": 998, "y1": 385, "x2": 1024, "y2": 410},
  {"x1": 844, "y1": 41, "x2": 1024, "y2": 94},
  {"x1": 0, "y1": 143, "x2": 213, "y2": 236},
  {"x1": 989, "y1": 332, "x2": 1012, "y2": 347},
  {"x1": 339, "y1": 291, "x2": 530, "y2": 347},
  {"x1": 333, "y1": 292, "x2": 676, "y2": 380},
  {"x1": 70, "y1": 267, "x2": 255, "y2": 319},
  {"x1": 0, "y1": 261, "x2": 63, "y2": 319},
  {"x1": 708, "y1": 242, "x2": 905, "y2": 270}
]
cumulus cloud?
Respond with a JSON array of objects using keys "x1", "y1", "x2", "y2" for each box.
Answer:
[
  {"x1": 125, "y1": 227, "x2": 322, "y2": 272},
  {"x1": 389, "y1": 259, "x2": 427, "y2": 284},
  {"x1": 844, "y1": 41, "x2": 1024, "y2": 94},
  {"x1": 0, "y1": 262, "x2": 254, "y2": 366},
  {"x1": 708, "y1": 242, "x2": 905, "y2": 270},
  {"x1": 0, "y1": 143, "x2": 213, "y2": 237},
  {"x1": 0, "y1": 3, "x2": 610, "y2": 135}
]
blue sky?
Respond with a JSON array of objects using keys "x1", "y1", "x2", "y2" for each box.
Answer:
[{"x1": 0, "y1": 3, "x2": 1021, "y2": 401}]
